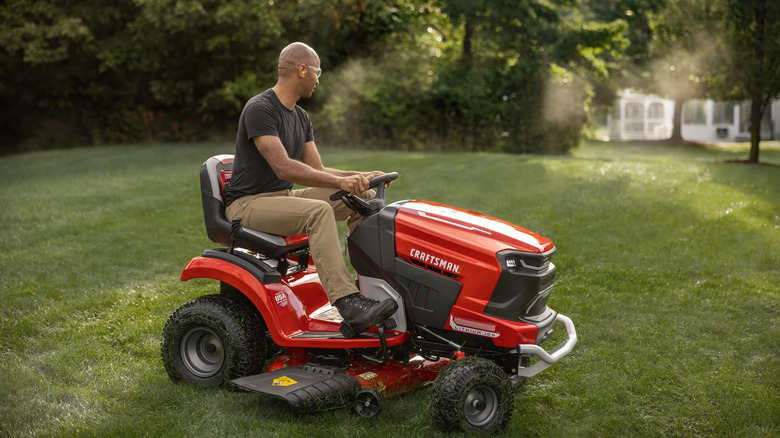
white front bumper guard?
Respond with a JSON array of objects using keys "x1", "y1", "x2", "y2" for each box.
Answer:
[{"x1": 516, "y1": 313, "x2": 577, "y2": 378}]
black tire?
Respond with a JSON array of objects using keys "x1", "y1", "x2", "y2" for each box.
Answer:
[
  {"x1": 429, "y1": 357, "x2": 514, "y2": 433},
  {"x1": 161, "y1": 294, "x2": 266, "y2": 387},
  {"x1": 220, "y1": 282, "x2": 281, "y2": 359}
]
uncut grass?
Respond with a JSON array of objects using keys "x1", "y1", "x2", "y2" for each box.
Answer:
[{"x1": 1, "y1": 141, "x2": 778, "y2": 437}]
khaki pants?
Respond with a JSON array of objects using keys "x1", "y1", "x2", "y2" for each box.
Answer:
[{"x1": 225, "y1": 187, "x2": 372, "y2": 303}]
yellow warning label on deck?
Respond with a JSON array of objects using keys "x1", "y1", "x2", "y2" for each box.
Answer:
[
  {"x1": 359, "y1": 372, "x2": 378, "y2": 381},
  {"x1": 272, "y1": 376, "x2": 298, "y2": 387}
]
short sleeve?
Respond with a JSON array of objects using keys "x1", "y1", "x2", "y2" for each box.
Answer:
[
  {"x1": 243, "y1": 99, "x2": 279, "y2": 140},
  {"x1": 305, "y1": 115, "x2": 315, "y2": 143}
]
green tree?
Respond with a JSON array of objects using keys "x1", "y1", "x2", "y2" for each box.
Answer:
[
  {"x1": 710, "y1": 0, "x2": 780, "y2": 163},
  {"x1": 438, "y1": 0, "x2": 629, "y2": 152},
  {"x1": 313, "y1": 0, "x2": 633, "y2": 154},
  {"x1": 0, "y1": 0, "x2": 286, "y2": 151},
  {"x1": 117, "y1": 0, "x2": 286, "y2": 136},
  {"x1": 0, "y1": 0, "x2": 130, "y2": 149},
  {"x1": 311, "y1": 1, "x2": 443, "y2": 150},
  {"x1": 0, "y1": 0, "x2": 423, "y2": 153},
  {"x1": 588, "y1": 0, "x2": 664, "y2": 65}
]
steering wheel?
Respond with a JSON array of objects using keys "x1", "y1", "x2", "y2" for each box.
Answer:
[
  {"x1": 329, "y1": 172, "x2": 399, "y2": 217},
  {"x1": 329, "y1": 172, "x2": 399, "y2": 201}
]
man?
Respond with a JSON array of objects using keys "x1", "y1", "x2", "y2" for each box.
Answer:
[{"x1": 225, "y1": 42, "x2": 397, "y2": 338}]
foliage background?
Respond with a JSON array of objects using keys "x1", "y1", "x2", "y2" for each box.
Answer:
[
  {"x1": 4, "y1": 0, "x2": 778, "y2": 159},
  {"x1": 1, "y1": 0, "x2": 632, "y2": 155}
]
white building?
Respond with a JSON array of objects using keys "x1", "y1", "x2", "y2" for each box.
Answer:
[
  {"x1": 607, "y1": 91, "x2": 778, "y2": 142},
  {"x1": 607, "y1": 91, "x2": 675, "y2": 140}
]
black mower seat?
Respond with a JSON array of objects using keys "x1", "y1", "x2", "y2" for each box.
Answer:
[{"x1": 200, "y1": 155, "x2": 309, "y2": 258}]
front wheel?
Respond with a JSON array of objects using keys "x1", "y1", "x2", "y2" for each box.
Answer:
[
  {"x1": 354, "y1": 388, "x2": 383, "y2": 418},
  {"x1": 161, "y1": 294, "x2": 266, "y2": 387},
  {"x1": 429, "y1": 357, "x2": 514, "y2": 433}
]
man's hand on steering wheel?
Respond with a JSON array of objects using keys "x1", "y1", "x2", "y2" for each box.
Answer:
[
  {"x1": 338, "y1": 174, "x2": 370, "y2": 196},
  {"x1": 330, "y1": 172, "x2": 399, "y2": 202},
  {"x1": 329, "y1": 172, "x2": 399, "y2": 217}
]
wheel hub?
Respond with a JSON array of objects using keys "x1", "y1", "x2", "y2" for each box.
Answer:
[
  {"x1": 181, "y1": 327, "x2": 224, "y2": 378},
  {"x1": 354, "y1": 389, "x2": 383, "y2": 418},
  {"x1": 463, "y1": 386, "x2": 498, "y2": 427}
]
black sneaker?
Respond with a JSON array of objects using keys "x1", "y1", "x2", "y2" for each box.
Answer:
[{"x1": 334, "y1": 293, "x2": 398, "y2": 338}]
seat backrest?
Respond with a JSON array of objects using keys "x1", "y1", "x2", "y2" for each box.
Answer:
[
  {"x1": 200, "y1": 155, "x2": 308, "y2": 258},
  {"x1": 200, "y1": 154, "x2": 234, "y2": 247}
]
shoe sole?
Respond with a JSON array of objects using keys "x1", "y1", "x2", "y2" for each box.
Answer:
[{"x1": 339, "y1": 300, "x2": 398, "y2": 338}]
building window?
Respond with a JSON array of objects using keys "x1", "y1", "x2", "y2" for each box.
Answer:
[
  {"x1": 625, "y1": 102, "x2": 643, "y2": 118},
  {"x1": 625, "y1": 102, "x2": 644, "y2": 132},
  {"x1": 713, "y1": 102, "x2": 734, "y2": 124},
  {"x1": 648, "y1": 102, "x2": 664, "y2": 119},
  {"x1": 684, "y1": 100, "x2": 706, "y2": 124}
]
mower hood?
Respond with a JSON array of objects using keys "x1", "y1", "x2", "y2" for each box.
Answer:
[{"x1": 396, "y1": 201, "x2": 554, "y2": 254}]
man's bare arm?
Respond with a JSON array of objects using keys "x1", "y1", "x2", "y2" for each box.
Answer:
[
  {"x1": 301, "y1": 141, "x2": 385, "y2": 179},
  {"x1": 254, "y1": 136, "x2": 368, "y2": 194}
]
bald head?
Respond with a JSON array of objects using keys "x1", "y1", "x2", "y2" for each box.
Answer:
[
  {"x1": 273, "y1": 42, "x2": 320, "y2": 103},
  {"x1": 278, "y1": 42, "x2": 319, "y2": 78}
]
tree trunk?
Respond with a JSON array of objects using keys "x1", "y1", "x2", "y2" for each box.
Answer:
[
  {"x1": 354, "y1": 0, "x2": 366, "y2": 43},
  {"x1": 463, "y1": 18, "x2": 473, "y2": 60},
  {"x1": 749, "y1": 95, "x2": 762, "y2": 163},
  {"x1": 748, "y1": 0, "x2": 766, "y2": 163},
  {"x1": 670, "y1": 97, "x2": 684, "y2": 141}
]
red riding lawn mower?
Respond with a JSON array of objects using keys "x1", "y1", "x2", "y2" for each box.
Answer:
[{"x1": 161, "y1": 155, "x2": 577, "y2": 433}]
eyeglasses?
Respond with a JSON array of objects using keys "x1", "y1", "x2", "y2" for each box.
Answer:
[{"x1": 306, "y1": 65, "x2": 322, "y2": 78}]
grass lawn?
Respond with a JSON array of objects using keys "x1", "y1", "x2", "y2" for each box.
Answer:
[{"x1": 1, "y1": 140, "x2": 778, "y2": 437}]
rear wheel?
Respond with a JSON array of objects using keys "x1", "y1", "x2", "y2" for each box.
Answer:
[
  {"x1": 429, "y1": 357, "x2": 514, "y2": 433},
  {"x1": 161, "y1": 294, "x2": 266, "y2": 387}
]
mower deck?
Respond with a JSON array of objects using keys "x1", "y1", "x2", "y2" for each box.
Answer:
[
  {"x1": 232, "y1": 364, "x2": 361, "y2": 412},
  {"x1": 232, "y1": 349, "x2": 451, "y2": 411}
]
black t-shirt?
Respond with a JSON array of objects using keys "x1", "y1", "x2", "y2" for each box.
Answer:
[{"x1": 225, "y1": 89, "x2": 314, "y2": 205}]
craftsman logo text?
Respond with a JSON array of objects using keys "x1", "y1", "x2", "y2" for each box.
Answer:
[{"x1": 410, "y1": 248, "x2": 460, "y2": 274}]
